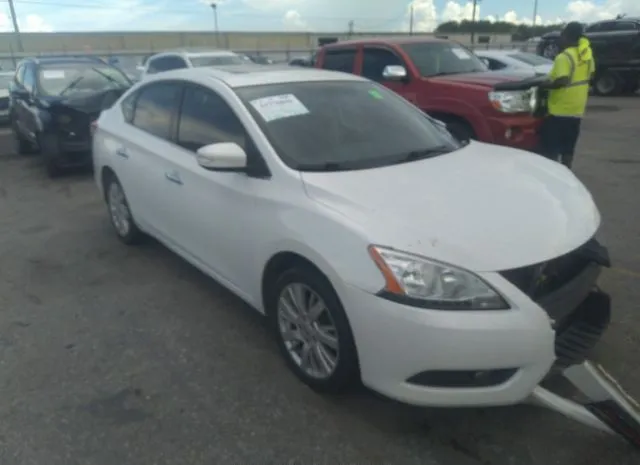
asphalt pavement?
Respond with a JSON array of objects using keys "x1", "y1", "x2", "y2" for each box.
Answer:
[{"x1": 1, "y1": 98, "x2": 639, "y2": 465}]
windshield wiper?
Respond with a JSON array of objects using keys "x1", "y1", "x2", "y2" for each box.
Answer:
[
  {"x1": 91, "y1": 67, "x2": 127, "y2": 87},
  {"x1": 297, "y1": 162, "x2": 352, "y2": 172},
  {"x1": 399, "y1": 146, "x2": 452, "y2": 162},
  {"x1": 59, "y1": 75, "x2": 85, "y2": 96}
]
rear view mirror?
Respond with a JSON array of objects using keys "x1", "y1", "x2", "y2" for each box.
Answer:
[
  {"x1": 382, "y1": 65, "x2": 408, "y2": 81},
  {"x1": 196, "y1": 142, "x2": 247, "y2": 171}
]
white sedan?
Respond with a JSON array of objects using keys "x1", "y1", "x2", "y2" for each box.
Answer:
[
  {"x1": 476, "y1": 50, "x2": 553, "y2": 76},
  {"x1": 93, "y1": 66, "x2": 610, "y2": 407}
]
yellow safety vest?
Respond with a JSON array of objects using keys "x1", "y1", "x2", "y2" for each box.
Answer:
[{"x1": 547, "y1": 40, "x2": 595, "y2": 117}]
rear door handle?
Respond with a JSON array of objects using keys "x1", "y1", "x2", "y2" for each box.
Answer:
[
  {"x1": 165, "y1": 171, "x2": 183, "y2": 185},
  {"x1": 115, "y1": 147, "x2": 129, "y2": 159}
]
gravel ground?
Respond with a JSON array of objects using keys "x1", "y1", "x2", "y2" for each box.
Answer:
[{"x1": 0, "y1": 97, "x2": 639, "y2": 465}]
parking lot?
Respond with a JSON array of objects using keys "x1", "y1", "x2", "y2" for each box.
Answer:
[{"x1": 0, "y1": 96, "x2": 639, "y2": 465}]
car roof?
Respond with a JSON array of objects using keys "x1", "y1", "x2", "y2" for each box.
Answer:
[
  {"x1": 22, "y1": 56, "x2": 104, "y2": 66},
  {"x1": 474, "y1": 50, "x2": 521, "y2": 57},
  {"x1": 322, "y1": 36, "x2": 450, "y2": 48},
  {"x1": 149, "y1": 65, "x2": 366, "y2": 88},
  {"x1": 149, "y1": 49, "x2": 238, "y2": 59}
]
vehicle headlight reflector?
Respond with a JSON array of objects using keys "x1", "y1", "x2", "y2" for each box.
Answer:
[
  {"x1": 489, "y1": 89, "x2": 537, "y2": 114},
  {"x1": 368, "y1": 245, "x2": 509, "y2": 310}
]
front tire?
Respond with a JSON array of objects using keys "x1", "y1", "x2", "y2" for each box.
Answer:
[
  {"x1": 104, "y1": 174, "x2": 143, "y2": 245},
  {"x1": 268, "y1": 265, "x2": 360, "y2": 394},
  {"x1": 40, "y1": 133, "x2": 63, "y2": 177}
]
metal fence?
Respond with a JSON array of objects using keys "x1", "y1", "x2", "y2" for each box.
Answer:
[{"x1": 0, "y1": 42, "x2": 537, "y2": 75}]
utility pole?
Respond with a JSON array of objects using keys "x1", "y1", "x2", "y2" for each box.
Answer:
[
  {"x1": 8, "y1": 0, "x2": 23, "y2": 52},
  {"x1": 532, "y1": 0, "x2": 539, "y2": 28},
  {"x1": 471, "y1": 0, "x2": 479, "y2": 47},
  {"x1": 348, "y1": 20, "x2": 354, "y2": 37},
  {"x1": 409, "y1": 3, "x2": 414, "y2": 35},
  {"x1": 210, "y1": 2, "x2": 219, "y2": 48}
]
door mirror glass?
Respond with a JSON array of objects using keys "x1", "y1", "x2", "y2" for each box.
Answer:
[
  {"x1": 382, "y1": 65, "x2": 408, "y2": 81},
  {"x1": 196, "y1": 142, "x2": 247, "y2": 171}
]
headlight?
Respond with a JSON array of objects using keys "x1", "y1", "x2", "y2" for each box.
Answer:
[
  {"x1": 368, "y1": 245, "x2": 509, "y2": 310},
  {"x1": 489, "y1": 89, "x2": 537, "y2": 114}
]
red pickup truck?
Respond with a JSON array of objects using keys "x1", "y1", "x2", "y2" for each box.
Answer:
[{"x1": 314, "y1": 37, "x2": 544, "y2": 151}]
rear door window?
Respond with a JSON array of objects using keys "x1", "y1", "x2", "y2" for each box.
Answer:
[
  {"x1": 321, "y1": 49, "x2": 357, "y2": 73},
  {"x1": 131, "y1": 82, "x2": 182, "y2": 140}
]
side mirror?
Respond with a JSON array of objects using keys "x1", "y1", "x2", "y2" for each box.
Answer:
[
  {"x1": 196, "y1": 142, "x2": 247, "y2": 171},
  {"x1": 382, "y1": 65, "x2": 408, "y2": 81}
]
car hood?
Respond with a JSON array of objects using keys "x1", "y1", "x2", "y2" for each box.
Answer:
[
  {"x1": 534, "y1": 64, "x2": 553, "y2": 75},
  {"x1": 301, "y1": 142, "x2": 600, "y2": 272},
  {"x1": 428, "y1": 70, "x2": 536, "y2": 88}
]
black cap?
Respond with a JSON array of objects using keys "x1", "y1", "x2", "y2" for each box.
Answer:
[{"x1": 562, "y1": 21, "x2": 584, "y2": 42}]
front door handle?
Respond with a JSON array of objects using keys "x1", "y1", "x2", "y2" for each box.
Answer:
[
  {"x1": 115, "y1": 147, "x2": 129, "y2": 159},
  {"x1": 165, "y1": 171, "x2": 183, "y2": 185}
]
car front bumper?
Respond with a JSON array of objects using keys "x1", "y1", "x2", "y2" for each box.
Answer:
[
  {"x1": 339, "y1": 252, "x2": 609, "y2": 408},
  {"x1": 486, "y1": 114, "x2": 544, "y2": 151}
]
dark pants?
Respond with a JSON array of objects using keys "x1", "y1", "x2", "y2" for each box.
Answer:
[{"x1": 539, "y1": 115, "x2": 582, "y2": 168}]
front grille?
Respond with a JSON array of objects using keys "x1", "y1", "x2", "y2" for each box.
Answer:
[
  {"x1": 0, "y1": 97, "x2": 8, "y2": 110},
  {"x1": 500, "y1": 238, "x2": 609, "y2": 301},
  {"x1": 500, "y1": 238, "x2": 612, "y2": 371}
]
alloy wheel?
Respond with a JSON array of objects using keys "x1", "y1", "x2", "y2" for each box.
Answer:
[
  {"x1": 108, "y1": 181, "x2": 131, "y2": 237},
  {"x1": 277, "y1": 282, "x2": 340, "y2": 379}
]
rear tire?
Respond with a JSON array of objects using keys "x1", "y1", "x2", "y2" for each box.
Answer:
[
  {"x1": 104, "y1": 174, "x2": 143, "y2": 245},
  {"x1": 267, "y1": 265, "x2": 360, "y2": 394},
  {"x1": 593, "y1": 71, "x2": 621, "y2": 97}
]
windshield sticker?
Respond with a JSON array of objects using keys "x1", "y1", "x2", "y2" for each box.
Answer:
[
  {"x1": 250, "y1": 94, "x2": 309, "y2": 122},
  {"x1": 451, "y1": 48, "x2": 471, "y2": 59},
  {"x1": 42, "y1": 70, "x2": 66, "y2": 79},
  {"x1": 368, "y1": 89, "x2": 383, "y2": 99}
]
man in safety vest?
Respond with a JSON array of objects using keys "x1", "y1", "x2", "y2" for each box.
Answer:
[{"x1": 539, "y1": 22, "x2": 595, "y2": 169}]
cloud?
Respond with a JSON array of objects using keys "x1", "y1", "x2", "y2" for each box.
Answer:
[
  {"x1": 283, "y1": 9, "x2": 307, "y2": 29},
  {"x1": 244, "y1": 0, "x2": 304, "y2": 12},
  {"x1": 566, "y1": 0, "x2": 640, "y2": 22},
  {"x1": 0, "y1": 12, "x2": 53, "y2": 32}
]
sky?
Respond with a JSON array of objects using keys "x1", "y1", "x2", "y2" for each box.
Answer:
[{"x1": 0, "y1": 0, "x2": 639, "y2": 33}]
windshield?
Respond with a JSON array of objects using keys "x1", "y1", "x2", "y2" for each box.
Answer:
[
  {"x1": 0, "y1": 75, "x2": 13, "y2": 88},
  {"x1": 509, "y1": 52, "x2": 552, "y2": 66},
  {"x1": 190, "y1": 55, "x2": 247, "y2": 67},
  {"x1": 37, "y1": 63, "x2": 130, "y2": 97},
  {"x1": 401, "y1": 42, "x2": 487, "y2": 77},
  {"x1": 236, "y1": 81, "x2": 460, "y2": 171}
]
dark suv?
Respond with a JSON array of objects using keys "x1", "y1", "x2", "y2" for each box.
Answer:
[
  {"x1": 8, "y1": 56, "x2": 132, "y2": 176},
  {"x1": 537, "y1": 17, "x2": 640, "y2": 95}
]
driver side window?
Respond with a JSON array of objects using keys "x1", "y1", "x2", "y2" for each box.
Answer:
[{"x1": 362, "y1": 48, "x2": 404, "y2": 82}]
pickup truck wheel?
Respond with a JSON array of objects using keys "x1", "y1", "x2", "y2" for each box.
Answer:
[
  {"x1": 593, "y1": 72, "x2": 621, "y2": 96},
  {"x1": 444, "y1": 120, "x2": 476, "y2": 144}
]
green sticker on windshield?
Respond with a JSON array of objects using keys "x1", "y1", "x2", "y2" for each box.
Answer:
[{"x1": 368, "y1": 89, "x2": 383, "y2": 99}]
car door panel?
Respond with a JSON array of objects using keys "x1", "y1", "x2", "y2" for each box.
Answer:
[{"x1": 169, "y1": 84, "x2": 265, "y2": 292}]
